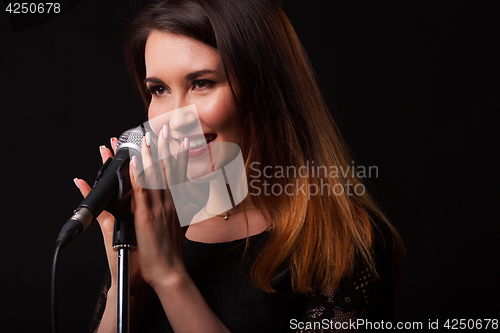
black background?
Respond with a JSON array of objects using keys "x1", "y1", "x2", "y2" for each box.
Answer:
[{"x1": 1, "y1": 0, "x2": 498, "y2": 332}]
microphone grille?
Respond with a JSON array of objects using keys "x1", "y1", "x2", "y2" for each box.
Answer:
[
  {"x1": 117, "y1": 126, "x2": 145, "y2": 150},
  {"x1": 116, "y1": 125, "x2": 158, "y2": 158}
]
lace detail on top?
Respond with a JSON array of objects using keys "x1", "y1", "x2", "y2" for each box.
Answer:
[
  {"x1": 297, "y1": 265, "x2": 394, "y2": 332},
  {"x1": 88, "y1": 269, "x2": 111, "y2": 333},
  {"x1": 296, "y1": 223, "x2": 396, "y2": 332}
]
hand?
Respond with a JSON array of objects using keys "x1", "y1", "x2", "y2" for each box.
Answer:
[
  {"x1": 74, "y1": 138, "x2": 145, "y2": 291},
  {"x1": 125, "y1": 130, "x2": 229, "y2": 333},
  {"x1": 129, "y1": 127, "x2": 190, "y2": 290}
]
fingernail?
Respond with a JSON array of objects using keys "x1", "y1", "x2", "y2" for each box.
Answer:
[
  {"x1": 146, "y1": 132, "x2": 151, "y2": 147},
  {"x1": 184, "y1": 137, "x2": 189, "y2": 150},
  {"x1": 132, "y1": 155, "x2": 138, "y2": 168},
  {"x1": 110, "y1": 137, "x2": 117, "y2": 148},
  {"x1": 73, "y1": 178, "x2": 79, "y2": 189},
  {"x1": 163, "y1": 125, "x2": 169, "y2": 139},
  {"x1": 99, "y1": 145, "x2": 106, "y2": 154}
]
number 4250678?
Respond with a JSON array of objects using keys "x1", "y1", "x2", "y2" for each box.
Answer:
[{"x1": 5, "y1": 3, "x2": 61, "y2": 14}]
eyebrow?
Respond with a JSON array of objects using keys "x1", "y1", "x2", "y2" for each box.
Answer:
[
  {"x1": 144, "y1": 70, "x2": 218, "y2": 86},
  {"x1": 185, "y1": 70, "x2": 218, "y2": 82},
  {"x1": 144, "y1": 77, "x2": 165, "y2": 85}
]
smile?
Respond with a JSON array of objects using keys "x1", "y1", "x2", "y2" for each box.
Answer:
[{"x1": 173, "y1": 133, "x2": 217, "y2": 157}]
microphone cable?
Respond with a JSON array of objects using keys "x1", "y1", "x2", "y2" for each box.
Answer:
[{"x1": 51, "y1": 242, "x2": 63, "y2": 333}]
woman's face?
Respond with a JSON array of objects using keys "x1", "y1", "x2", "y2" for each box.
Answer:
[{"x1": 144, "y1": 30, "x2": 242, "y2": 180}]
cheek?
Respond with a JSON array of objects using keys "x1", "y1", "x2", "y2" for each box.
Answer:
[
  {"x1": 148, "y1": 102, "x2": 163, "y2": 124},
  {"x1": 148, "y1": 100, "x2": 159, "y2": 119},
  {"x1": 197, "y1": 92, "x2": 238, "y2": 133}
]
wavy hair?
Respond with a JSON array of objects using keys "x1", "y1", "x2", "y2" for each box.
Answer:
[{"x1": 125, "y1": 0, "x2": 404, "y2": 293}]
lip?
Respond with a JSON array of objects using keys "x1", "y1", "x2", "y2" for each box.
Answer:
[{"x1": 172, "y1": 133, "x2": 217, "y2": 157}]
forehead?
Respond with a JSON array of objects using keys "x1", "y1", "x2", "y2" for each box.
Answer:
[{"x1": 145, "y1": 30, "x2": 222, "y2": 76}]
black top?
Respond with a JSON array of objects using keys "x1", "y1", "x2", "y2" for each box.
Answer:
[{"x1": 90, "y1": 224, "x2": 395, "y2": 332}]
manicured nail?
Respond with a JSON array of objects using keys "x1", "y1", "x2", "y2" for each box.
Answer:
[
  {"x1": 73, "y1": 178, "x2": 79, "y2": 189},
  {"x1": 99, "y1": 145, "x2": 106, "y2": 155},
  {"x1": 184, "y1": 137, "x2": 189, "y2": 150},
  {"x1": 132, "y1": 155, "x2": 138, "y2": 168},
  {"x1": 145, "y1": 132, "x2": 151, "y2": 147},
  {"x1": 163, "y1": 125, "x2": 169, "y2": 139},
  {"x1": 110, "y1": 137, "x2": 117, "y2": 148}
]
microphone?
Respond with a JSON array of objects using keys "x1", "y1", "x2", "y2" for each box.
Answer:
[{"x1": 56, "y1": 126, "x2": 149, "y2": 247}]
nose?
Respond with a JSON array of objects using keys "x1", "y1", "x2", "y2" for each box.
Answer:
[{"x1": 169, "y1": 104, "x2": 201, "y2": 135}]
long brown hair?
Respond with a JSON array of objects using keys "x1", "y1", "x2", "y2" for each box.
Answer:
[{"x1": 125, "y1": 0, "x2": 404, "y2": 293}]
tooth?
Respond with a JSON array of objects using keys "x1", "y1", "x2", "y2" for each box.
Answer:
[
  {"x1": 197, "y1": 138, "x2": 205, "y2": 146},
  {"x1": 190, "y1": 140, "x2": 197, "y2": 148}
]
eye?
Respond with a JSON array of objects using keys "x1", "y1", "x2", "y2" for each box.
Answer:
[
  {"x1": 193, "y1": 80, "x2": 214, "y2": 90},
  {"x1": 147, "y1": 85, "x2": 167, "y2": 97}
]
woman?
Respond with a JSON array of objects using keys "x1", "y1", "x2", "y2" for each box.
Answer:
[{"x1": 76, "y1": 0, "x2": 404, "y2": 331}]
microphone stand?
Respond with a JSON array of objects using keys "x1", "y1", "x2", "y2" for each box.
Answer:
[
  {"x1": 99, "y1": 155, "x2": 137, "y2": 333},
  {"x1": 56, "y1": 129, "x2": 144, "y2": 333},
  {"x1": 113, "y1": 212, "x2": 136, "y2": 333}
]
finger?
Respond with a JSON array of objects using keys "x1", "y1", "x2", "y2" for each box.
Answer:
[
  {"x1": 162, "y1": 137, "x2": 189, "y2": 187},
  {"x1": 161, "y1": 138, "x2": 189, "y2": 225},
  {"x1": 143, "y1": 131, "x2": 170, "y2": 209},
  {"x1": 157, "y1": 125, "x2": 170, "y2": 161},
  {"x1": 129, "y1": 157, "x2": 152, "y2": 222},
  {"x1": 110, "y1": 137, "x2": 118, "y2": 155},
  {"x1": 141, "y1": 133, "x2": 154, "y2": 171},
  {"x1": 174, "y1": 137, "x2": 190, "y2": 186},
  {"x1": 99, "y1": 145, "x2": 114, "y2": 164},
  {"x1": 141, "y1": 133, "x2": 165, "y2": 190},
  {"x1": 158, "y1": 125, "x2": 175, "y2": 188}
]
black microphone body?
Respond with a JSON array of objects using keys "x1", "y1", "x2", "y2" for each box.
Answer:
[{"x1": 56, "y1": 128, "x2": 144, "y2": 247}]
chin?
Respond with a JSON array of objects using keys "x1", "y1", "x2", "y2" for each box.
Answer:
[{"x1": 187, "y1": 163, "x2": 218, "y2": 183}]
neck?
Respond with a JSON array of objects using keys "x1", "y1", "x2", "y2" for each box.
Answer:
[
  {"x1": 205, "y1": 171, "x2": 234, "y2": 215},
  {"x1": 206, "y1": 164, "x2": 249, "y2": 213}
]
